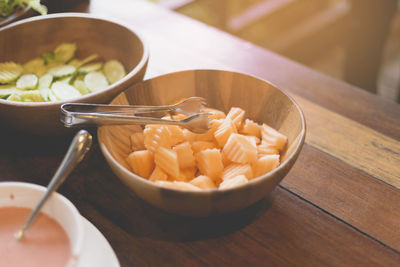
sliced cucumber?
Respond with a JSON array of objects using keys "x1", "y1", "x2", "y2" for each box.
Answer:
[
  {"x1": 6, "y1": 93, "x2": 22, "y2": 102},
  {"x1": 39, "y1": 87, "x2": 51, "y2": 101},
  {"x1": 16, "y1": 74, "x2": 38, "y2": 90},
  {"x1": 78, "y1": 62, "x2": 103, "y2": 74},
  {"x1": 0, "y1": 62, "x2": 23, "y2": 84},
  {"x1": 48, "y1": 90, "x2": 59, "y2": 102},
  {"x1": 38, "y1": 73, "x2": 53, "y2": 89},
  {"x1": 23, "y1": 58, "x2": 45, "y2": 75},
  {"x1": 47, "y1": 65, "x2": 76, "y2": 78},
  {"x1": 73, "y1": 80, "x2": 90, "y2": 95},
  {"x1": 103, "y1": 60, "x2": 126, "y2": 84},
  {"x1": 58, "y1": 76, "x2": 73, "y2": 84},
  {"x1": 0, "y1": 86, "x2": 19, "y2": 99},
  {"x1": 54, "y1": 43, "x2": 77, "y2": 63},
  {"x1": 84, "y1": 71, "x2": 109, "y2": 92},
  {"x1": 51, "y1": 82, "x2": 82, "y2": 100},
  {"x1": 19, "y1": 90, "x2": 45, "y2": 102}
]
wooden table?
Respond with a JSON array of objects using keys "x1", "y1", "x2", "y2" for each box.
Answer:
[{"x1": 2, "y1": 0, "x2": 400, "y2": 265}]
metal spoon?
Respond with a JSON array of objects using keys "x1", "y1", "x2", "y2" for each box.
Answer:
[{"x1": 15, "y1": 130, "x2": 92, "y2": 241}]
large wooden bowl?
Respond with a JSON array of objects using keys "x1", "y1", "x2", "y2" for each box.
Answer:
[
  {"x1": 98, "y1": 70, "x2": 306, "y2": 216},
  {"x1": 0, "y1": 13, "x2": 149, "y2": 135}
]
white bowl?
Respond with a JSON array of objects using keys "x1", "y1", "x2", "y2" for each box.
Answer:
[{"x1": 0, "y1": 182, "x2": 84, "y2": 266}]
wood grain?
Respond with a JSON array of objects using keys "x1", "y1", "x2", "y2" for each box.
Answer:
[
  {"x1": 294, "y1": 95, "x2": 400, "y2": 189},
  {"x1": 281, "y1": 144, "x2": 400, "y2": 252}
]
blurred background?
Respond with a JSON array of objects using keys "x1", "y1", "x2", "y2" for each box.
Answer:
[{"x1": 146, "y1": 0, "x2": 400, "y2": 103}]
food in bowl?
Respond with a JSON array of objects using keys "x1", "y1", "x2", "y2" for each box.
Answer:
[
  {"x1": 0, "y1": 182, "x2": 84, "y2": 266},
  {"x1": 126, "y1": 105, "x2": 288, "y2": 190},
  {"x1": 0, "y1": 0, "x2": 46, "y2": 17},
  {"x1": 0, "y1": 206, "x2": 71, "y2": 267},
  {"x1": 0, "y1": 42, "x2": 126, "y2": 102}
]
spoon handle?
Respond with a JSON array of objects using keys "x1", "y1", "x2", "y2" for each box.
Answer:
[{"x1": 15, "y1": 130, "x2": 92, "y2": 240}]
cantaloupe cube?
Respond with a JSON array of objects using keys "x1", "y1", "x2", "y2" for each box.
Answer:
[
  {"x1": 222, "y1": 163, "x2": 253, "y2": 181},
  {"x1": 221, "y1": 149, "x2": 231, "y2": 167},
  {"x1": 219, "y1": 175, "x2": 248, "y2": 190},
  {"x1": 173, "y1": 142, "x2": 196, "y2": 169},
  {"x1": 252, "y1": 154, "x2": 280, "y2": 178},
  {"x1": 190, "y1": 175, "x2": 216, "y2": 189},
  {"x1": 245, "y1": 135, "x2": 260, "y2": 146},
  {"x1": 182, "y1": 129, "x2": 197, "y2": 143},
  {"x1": 154, "y1": 147, "x2": 180, "y2": 178},
  {"x1": 165, "y1": 125, "x2": 185, "y2": 146},
  {"x1": 226, "y1": 107, "x2": 245, "y2": 129},
  {"x1": 174, "y1": 167, "x2": 197, "y2": 182},
  {"x1": 204, "y1": 107, "x2": 226, "y2": 119},
  {"x1": 223, "y1": 133, "x2": 257, "y2": 164},
  {"x1": 195, "y1": 148, "x2": 224, "y2": 180},
  {"x1": 149, "y1": 166, "x2": 168, "y2": 182},
  {"x1": 129, "y1": 132, "x2": 145, "y2": 151},
  {"x1": 155, "y1": 181, "x2": 201, "y2": 191},
  {"x1": 261, "y1": 123, "x2": 287, "y2": 151},
  {"x1": 240, "y1": 119, "x2": 261, "y2": 137},
  {"x1": 143, "y1": 125, "x2": 171, "y2": 152},
  {"x1": 191, "y1": 141, "x2": 217, "y2": 154},
  {"x1": 126, "y1": 150, "x2": 154, "y2": 178},
  {"x1": 214, "y1": 118, "x2": 237, "y2": 147},
  {"x1": 257, "y1": 141, "x2": 279, "y2": 156}
]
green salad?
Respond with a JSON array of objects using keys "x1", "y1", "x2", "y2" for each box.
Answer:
[
  {"x1": 0, "y1": 0, "x2": 47, "y2": 17},
  {"x1": 0, "y1": 42, "x2": 127, "y2": 102}
]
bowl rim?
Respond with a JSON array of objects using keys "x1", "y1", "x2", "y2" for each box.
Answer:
[
  {"x1": 99, "y1": 69, "x2": 306, "y2": 194},
  {"x1": 0, "y1": 12, "x2": 149, "y2": 107}
]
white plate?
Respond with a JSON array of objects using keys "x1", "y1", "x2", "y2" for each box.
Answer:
[{"x1": 77, "y1": 217, "x2": 120, "y2": 267}]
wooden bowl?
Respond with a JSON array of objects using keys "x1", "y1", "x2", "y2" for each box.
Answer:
[
  {"x1": 0, "y1": 13, "x2": 149, "y2": 135},
  {"x1": 98, "y1": 70, "x2": 306, "y2": 216}
]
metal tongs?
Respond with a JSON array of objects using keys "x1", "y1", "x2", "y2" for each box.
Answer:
[{"x1": 60, "y1": 97, "x2": 210, "y2": 134}]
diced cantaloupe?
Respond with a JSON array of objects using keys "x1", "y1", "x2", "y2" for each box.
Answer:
[
  {"x1": 126, "y1": 150, "x2": 154, "y2": 178},
  {"x1": 195, "y1": 148, "x2": 224, "y2": 180},
  {"x1": 149, "y1": 166, "x2": 168, "y2": 182},
  {"x1": 190, "y1": 175, "x2": 216, "y2": 189},
  {"x1": 240, "y1": 119, "x2": 261, "y2": 137},
  {"x1": 154, "y1": 147, "x2": 180, "y2": 178},
  {"x1": 261, "y1": 123, "x2": 287, "y2": 151},
  {"x1": 219, "y1": 175, "x2": 248, "y2": 189},
  {"x1": 204, "y1": 107, "x2": 226, "y2": 119},
  {"x1": 174, "y1": 167, "x2": 197, "y2": 182},
  {"x1": 226, "y1": 107, "x2": 245, "y2": 129},
  {"x1": 214, "y1": 118, "x2": 237, "y2": 147},
  {"x1": 222, "y1": 163, "x2": 253, "y2": 181},
  {"x1": 223, "y1": 133, "x2": 257, "y2": 164},
  {"x1": 173, "y1": 142, "x2": 196, "y2": 169},
  {"x1": 155, "y1": 180, "x2": 201, "y2": 191},
  {"x1": 129, "y1": 132, "x2": 145, "y2": 151},
  {"x1": 257, "y1": 140, "x2": 279, "y2": 156},
  {"x1": 252, "y1": 154, "x2": 280, "y2": 178},
  {"x1": 165, "y1": 125, "x2": 185, "y2": 146},
  {"x1": 143, "y1": 125, "x2": 172, "y2": 152},
  {"x1": 191, "y1": 141, "x2": 217, "y2": 154}
]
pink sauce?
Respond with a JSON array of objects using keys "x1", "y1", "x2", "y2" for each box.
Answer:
[{"x1": 0, "y1": 207, "x2": 71, "y2": 267}]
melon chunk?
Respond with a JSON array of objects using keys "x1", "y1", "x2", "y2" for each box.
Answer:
[
  {"x1": 154, "y1": 147, "x2": 180, "y2": 178},
  {"x1": 261, "y1": 124, "x2": 287, "y2": 151},
  {"x1": 223, "y1": 133, "x2": 257, "y2": 164},
  {"x1": 126, "y1": 150, "x2": 154, "y2": 178},
  {"x1": 195, "y1": 148, "x2": 224, "y2": 180}
]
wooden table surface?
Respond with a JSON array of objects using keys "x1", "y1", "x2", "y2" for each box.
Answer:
[{"x1": 2, "y1": 0, "x2": 400, "y2": 266}]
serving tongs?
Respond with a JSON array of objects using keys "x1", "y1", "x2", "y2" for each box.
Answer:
[{"x1": 60, "y1": 97, "x2": 211, "y2": 134}]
